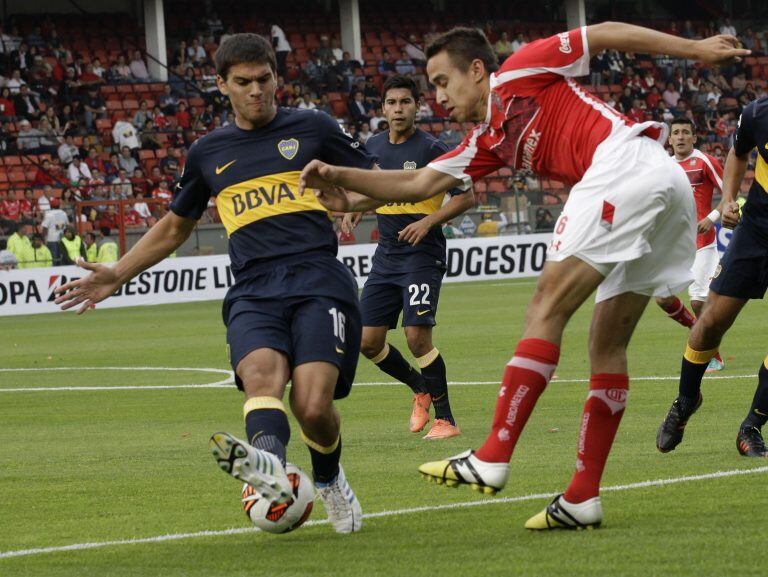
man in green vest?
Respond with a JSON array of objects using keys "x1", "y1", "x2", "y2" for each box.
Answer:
[
  {"x1": 7, "y1": 222, "x2": 32, "y2": 266},
  {"x1": 59, "y1": 226, "x2": 84, "y2": 265},
  {"x1": 84, "y1": 232, "x2": 98, "y2": 262},
  {"x1": 26, "y1": 233, "x2": 53, "y2": 268},
  {"x1": 97, "y1": 226, "x2": 118, "y2": 263}
]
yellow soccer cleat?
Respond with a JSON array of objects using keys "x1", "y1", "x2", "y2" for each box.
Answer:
[
  {"x1": 525, "y1": 494, "x2": 603, "y2": 531},
  {"x1": 418, "y1": 449, "x2": 509, "y2": 493}
]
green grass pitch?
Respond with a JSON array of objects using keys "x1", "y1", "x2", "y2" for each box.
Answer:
[{"x1": 1, "y1": 278, "x2": 767, "y2": 577}]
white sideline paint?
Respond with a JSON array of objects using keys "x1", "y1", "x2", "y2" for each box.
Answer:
[
  {"x1": 1, "y1": 465, "x2": 767, "y2": 560},
  {"x1": 0, "y1": 367, "x2": 756, "y2": 393},
  {"x1": 0, "y1": 366, "x2": 234, "y2": 392}
]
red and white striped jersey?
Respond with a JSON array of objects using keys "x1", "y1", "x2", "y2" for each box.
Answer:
[
  {"x1": 428, "y1": 27, "x2": 667, "y2": 188},
  {"x1": 676, "y1": 149, "x2": 723, "y2": 249}
]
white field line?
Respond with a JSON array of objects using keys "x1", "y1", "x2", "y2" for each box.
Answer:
[
  {"x1": 0, "y1": 366, "x2": 234, "y2": 392},
  {"x1": 1, "y1": 464, "x2": 766, "y2": 560},
  {"x1": 0, "y1": 367, "x2": 756, "y2": 393}
]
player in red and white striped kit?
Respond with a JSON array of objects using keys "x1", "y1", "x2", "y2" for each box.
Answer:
[
  {"x1": 655, "y1": 116, "x2": 726, "y2": 371},
  {"x1": 300, "y1": 22, "x2": 748, "y2": 530}
]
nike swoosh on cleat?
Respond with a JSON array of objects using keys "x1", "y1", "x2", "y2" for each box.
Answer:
[{"x1": 215, "y1": 160, "x2": 237, "y2": 175}]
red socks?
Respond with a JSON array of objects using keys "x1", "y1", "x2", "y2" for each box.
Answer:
[
  {"x1": 660, "y1": 297, "x2": 695, "y2": 328},
  {"x1": 475, "y1": 339, "x2": 560, "y2": 463},
  {"x1": 564, "y1": 374, "x2": 629, "y2": 504}
]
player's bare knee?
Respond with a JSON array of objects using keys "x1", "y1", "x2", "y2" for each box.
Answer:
[
  {"x1": 655, "y1": 295, "x2": 676, "y2": 308},
  {"x1": 360, "y1": 338, "x2": 384, "y2": 359},
  {"x1": 405, "y1": 329, "x2": 432, "y2": 357}
]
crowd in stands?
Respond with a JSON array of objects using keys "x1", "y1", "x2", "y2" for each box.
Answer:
[{"x1": 0, "y1": 8, "x2": 766, "y2": 268}]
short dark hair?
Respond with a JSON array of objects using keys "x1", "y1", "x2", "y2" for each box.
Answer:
[
  {"x1": 100, "y1": 226, "x2": 111, "y2": 236},
  {"x1": 670, "y1": 116, "x2": 695, "y2": 131},
  {"x1": 215, "y1": 33, "x2": 276, "y2": 79},
  {"x1": 426, "y1": 27, "x2": 499, "y2": 74},
  {"x1": 382, "y1": 75, "x2": 419, "y2": 102}
]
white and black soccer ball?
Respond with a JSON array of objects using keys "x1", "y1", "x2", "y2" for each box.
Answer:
[{"x1": 241, "y1": 463, "x2": 314, "y2": 534}]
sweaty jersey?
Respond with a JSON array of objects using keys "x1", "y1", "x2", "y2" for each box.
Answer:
[
  {"x1": 734, "y1": 96, "x2": 768, "y2": 243},
  {"x1": 170, "y1": 108, "x2": 376, "y2": 280},
  {"x1": 365, "y1": 129, "x2": 464, "y2": 273},
  {"x1": 428, "y1": 27, "x2": 667, "y2": 189},
  {"x1": 676, "y1": 149, "x2": 723, "y2": 249}
]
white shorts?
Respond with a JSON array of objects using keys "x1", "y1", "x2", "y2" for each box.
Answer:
[
  {"x1": 688, "y1": 243, "x2": 719, "y2": 301},
  {"x1": 547, "y1": 134, "x2": 696, "y2": 303}
]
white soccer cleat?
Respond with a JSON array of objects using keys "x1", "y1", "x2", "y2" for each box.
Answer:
[
  {"x1": 525, "y1": 494, "x2": 603, "y2": 530},
  {"x1": 418, "y1": 449, "x2": 510, "y2": 494},
  {"x1": 209, "y1": 432, "x2": 292, "y2": 504},
  {"x1": 315, "y1": 464, "x2": 363, "y2": 533}
]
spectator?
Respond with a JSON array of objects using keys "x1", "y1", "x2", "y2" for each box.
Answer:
[
  {"x1": 348, "y1": 91, "x2": 370, "y2": 124},
  {"x1": 271, "y1": 23, "x2": 291, "y2": 77},
  {"x1": 130, "y1": 167, "x2": 151, "y2": 196},
  {"x1": 133, "y1": 190, "x2": 152, "y2": 221},
  {"x1": 33, "y1": 159, "x2": 59, "y2": 187},
  {"x1": 5, "y1": 69, "x2": 26, "y2": 94},
  {"x1": 92, "y1": 57, "x2": 105, "y2": 78},
  {"x1": 151, "y1": 179, "x2": 172, "y2": 205},
  {"x1": 415, "y1": 98, "x2": 434, "y2": 122},
  {"x1": 160, "y1": 149, "x2": 180, "y2": 178},
  {"x1": 133, "y1": 100, "x2": 153, "y2": 128},
  {"x1": 14, "y1": 84, "x2": 40, "y2": 120},
  {"x1": 477, "y1": 211, "x2": 509, "y2": 237},
  {"x1": 395, "y1": 51, "x2": 416, "y2": 76},
  {"x1": 187, "y1": 38, "x2": 207, "y2": 67},
  {"x1": 6, "y1": 221, "x2": 31, "y2": 261},
  {"x1": 68, "y1": 156, "x2": 92, "y2": 184},
  {"x1": 494, "y1": 32, "x2": 514, "y2": 62},
  {"x1": 719, "y1": 18, "x2": 737, "y2": 37},
  {"x1": 129, "y1": 50, "x2": 150, "y2": 81},
  {"x1": 404, "y1": 34, "x2": 426, "y2": 67},
  {"x1": 378, "y1": 50, "x2": 397, "y2": 76},
  {"x1": 79, "y1": 63, "x2": 103, "y2": 87},
  {"x1": 59, "y1": 187, "x2": 78, "y2": 221},
  {"x1": 37, "y1": 186, "x2": 51, "y2": 214},
  {"x1": 0, "y1": 189, "x2": 21, "y2": 232},
  {"x1": 511, "y1": 33, "x2": 527, "y2": 53},
  {"x1": 19, "y1": 188, "x2": 38, "y2": 223},
  {"x1": 175, "y1": 101, "x2": 191, "y2": 129},
  {"x1": 123, "y1": 204, "x2": 144, "y2": 228},
  {"x1": 85, "y1": 147, "x2": 106, "y2": 174},
  {"x1": 83, "y1": 231, "x2": 98, "y2": 262},
  {"x1": 112, "y1": 120, "x2": 140, "y2": 151},
  {"x1": 439, "y1": 120, "x2": 462, "y2": 149},
  {"x1": 662, "y1": 82, "x2": 681, "y2": 108},
  {"x1": 0, "y1": 87, "x2": 16, "y2": 120},
  {"x1": 81, "y1": 86, "x2": 106, "y2": 129},
  {"x1": 17, "y1": 119, "x2": 44, "y2": 153},
  {"x1": 97, "y1": 226, "x2": 118, "y2": 263},
  {"x1": 114, "y1": 54, "x2": 132, "y2": 81},
  {"x1": 158, "y1": 84, "x2": 179, "y2": 115},
  {"x1": 58, "y1": 226, "x2": 83, "y2": 265},
  {"x1": 357, "y1": 122, "x2": 372, "y2": 144},
  {"x1": 22, "y1": 232, "x2": 52, "y2": 268}
]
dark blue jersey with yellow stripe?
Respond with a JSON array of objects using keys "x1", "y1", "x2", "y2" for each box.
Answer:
[
  {"x1": 735, "y1": 96, "x2": 768, "y2": 243},
  {"x1": 170, "y1": 108, "x2": 377, "y2": 280},
  {"x1": 365, "y1": 129, "x2": 464, "y2": 273}
]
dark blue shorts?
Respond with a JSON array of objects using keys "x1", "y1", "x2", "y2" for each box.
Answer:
[
  {"x1": 223, "y1": 255, "x2": 361, "y2": 399},
  {"x1": 710, "y1": 224, "x2": 768, "y2": 300},
  {"x1": 360, "y1": 266, "x2": 445, "y2": 328}
]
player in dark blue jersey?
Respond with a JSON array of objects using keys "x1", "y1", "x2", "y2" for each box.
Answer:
[
  {"x1": 54, "y1": 34, "x2": 377, "y2": 532},
  {"x1": 657, "y1": 96, "x2": 768, "y2": 457},
  {"x1": 342, "y1": 76, "x2": 474, "y2": 439}
]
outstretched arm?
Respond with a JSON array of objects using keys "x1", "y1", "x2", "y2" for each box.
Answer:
[
  {"x1": 587, "y1": 22, "x2": 750, "y2": 63},
  {"x1": 399, "y1": 189, "x2": 476, "y2": 245},
  {"x1": 301, "y1": 160, "x2": 464, "y2": 206},
  {"x1": 55, "y1": 212, "x2": 197, "y2": 314}
]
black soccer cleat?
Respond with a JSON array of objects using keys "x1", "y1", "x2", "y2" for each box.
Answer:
[
  {"x1": 656, "y1": 393, "x2": 703, "y2": 453},
  {"x1": 736, "y1": 425, "x2": 768, "y2": 457}
]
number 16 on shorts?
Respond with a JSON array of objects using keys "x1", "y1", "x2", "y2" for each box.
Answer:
[{"x1": 328, "y1": 307, "x2": 346, "y2": 352}]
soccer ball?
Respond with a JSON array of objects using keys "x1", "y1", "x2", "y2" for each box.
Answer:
[{"x1": 241, "y1": 463, "x2": 314, "y2": 534}]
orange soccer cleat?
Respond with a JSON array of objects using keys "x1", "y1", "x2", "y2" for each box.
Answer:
[
  {"x1": 423, "y1": 418, "x2": 461, "y2": 440},
  {"x1": 410, "y1": 393, "x2": 431, "y2": 433}
]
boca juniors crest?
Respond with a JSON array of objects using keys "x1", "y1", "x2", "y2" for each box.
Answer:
[
  {"x1": 403, "y1": 161, "x2": 417, "y2": 170},
  {"x1": 278, "y1": 138, "x2": 300, "y2": 160}
]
